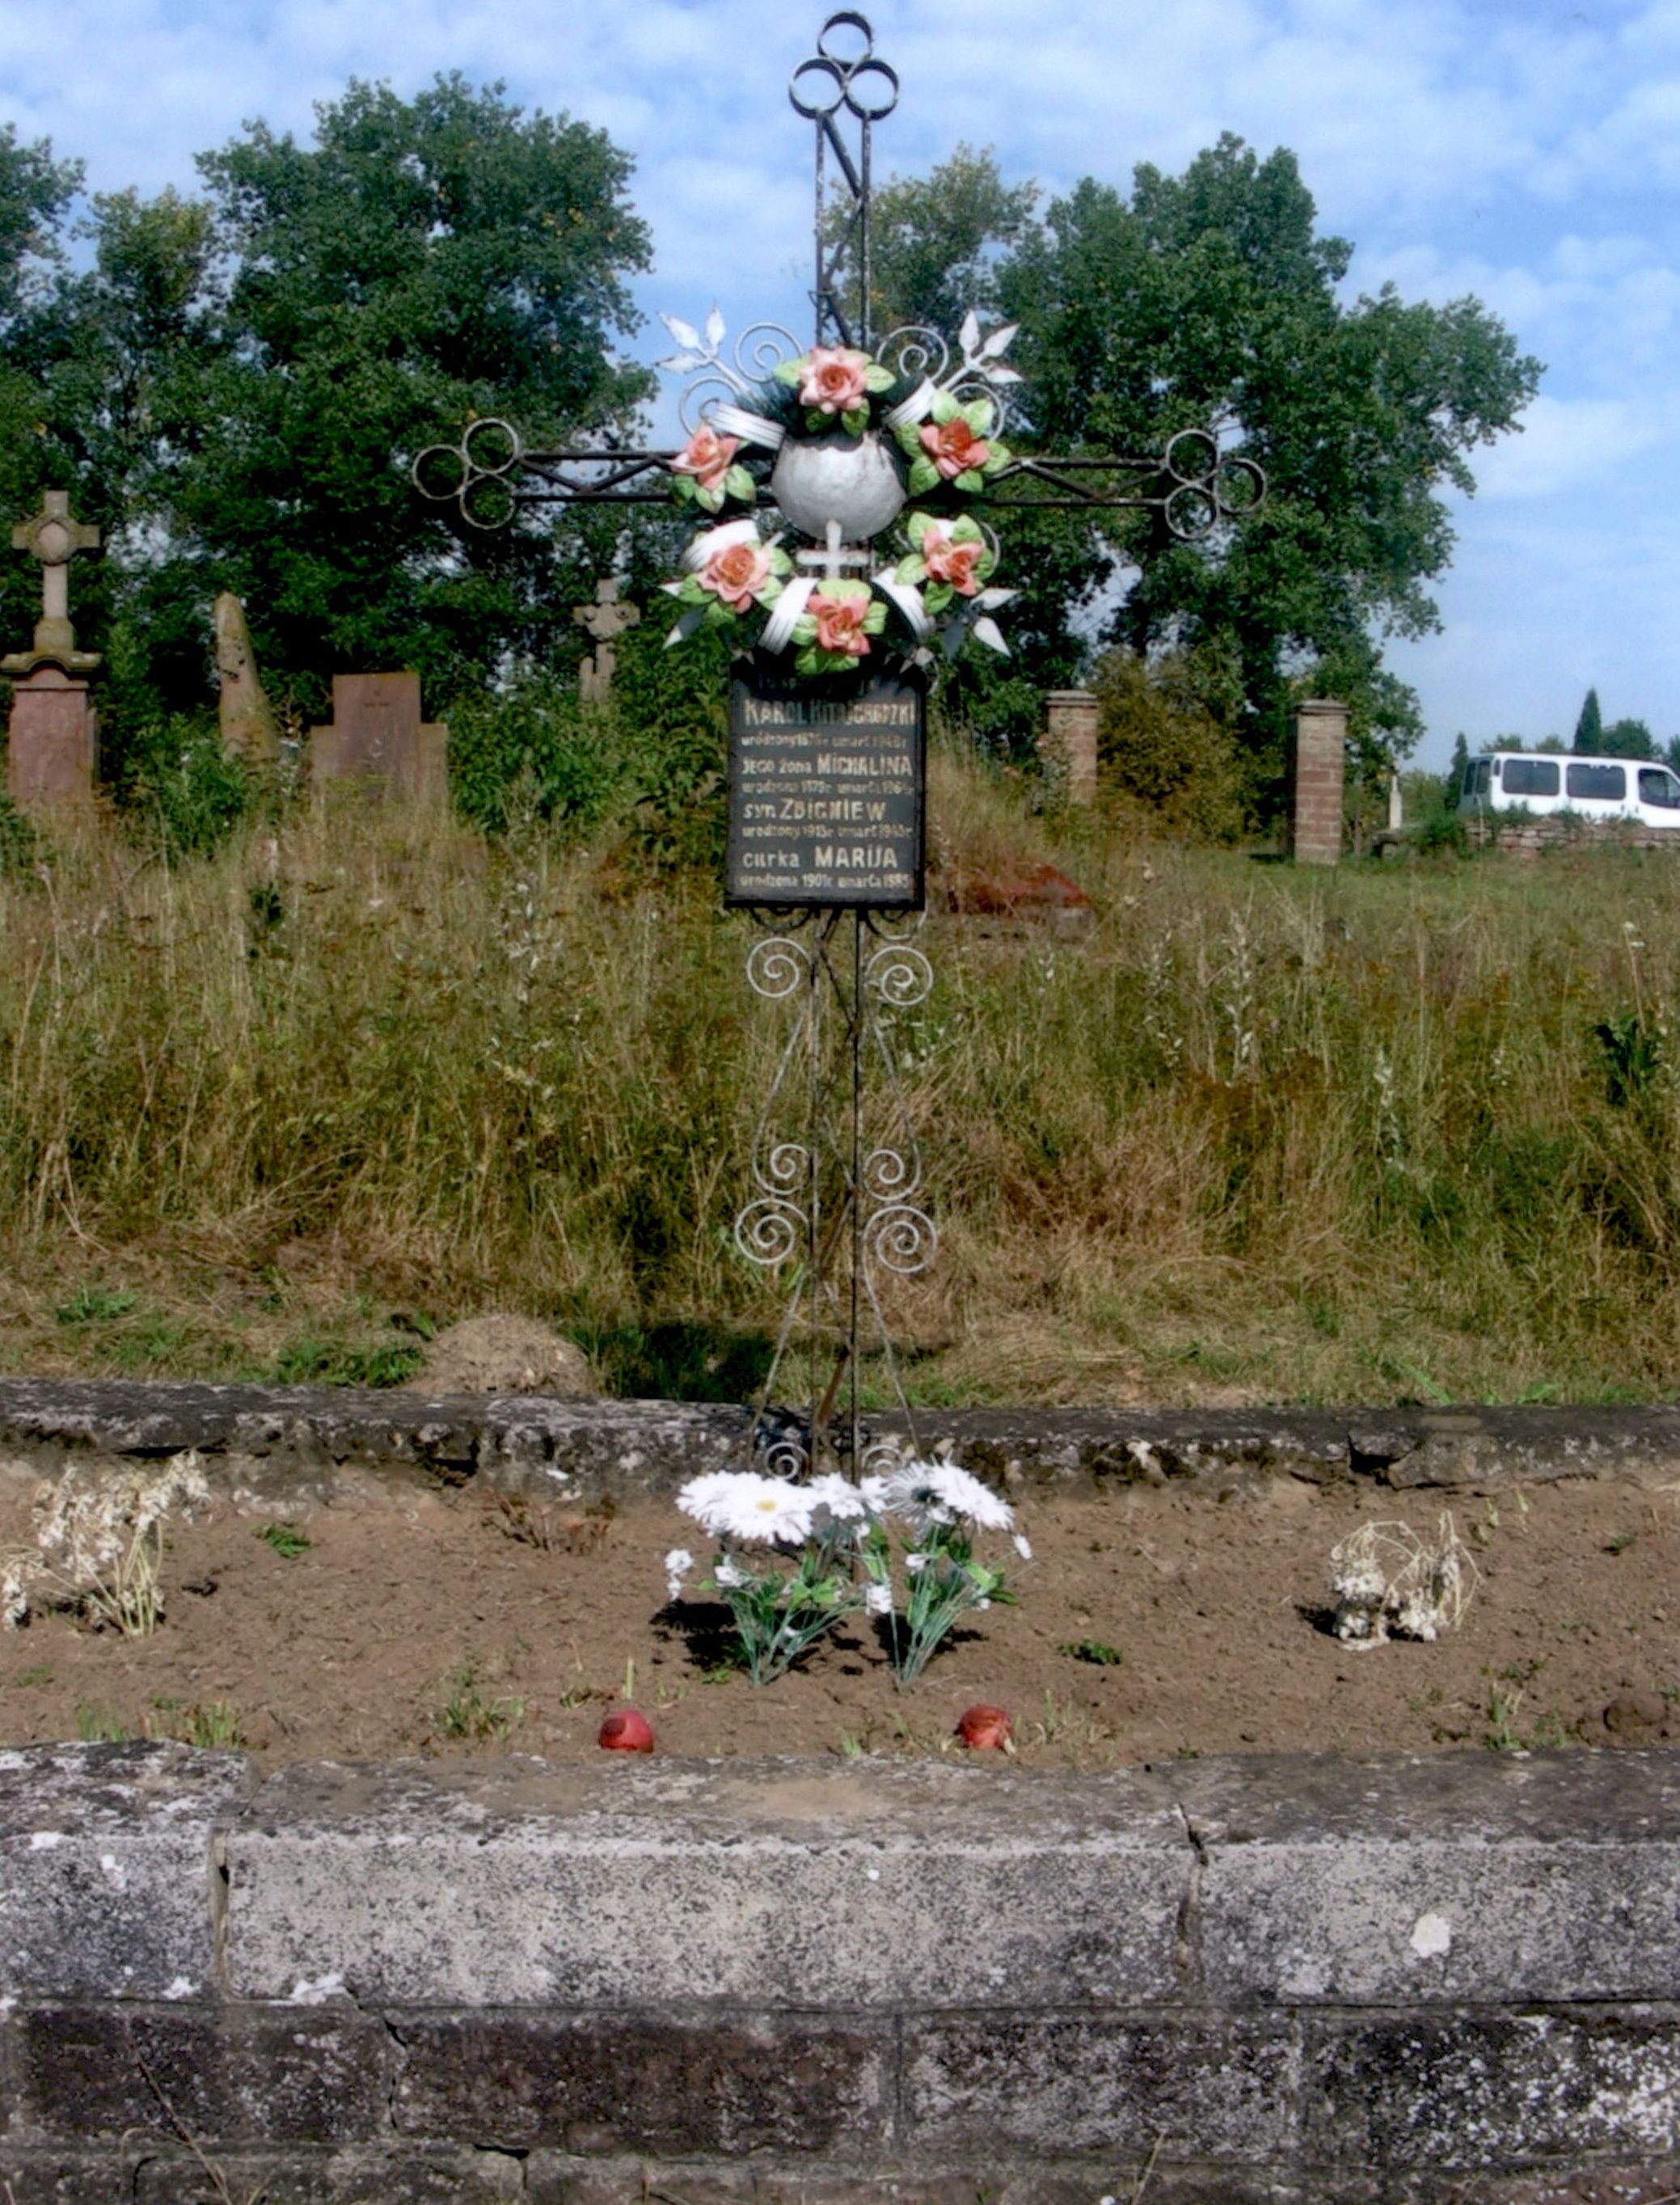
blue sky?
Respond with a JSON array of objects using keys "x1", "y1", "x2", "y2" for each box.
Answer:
[{"x1": 3, "y1": 0, "x2": 1678, "y2": 767}]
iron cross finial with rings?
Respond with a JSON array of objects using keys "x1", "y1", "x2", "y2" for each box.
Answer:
[{"x1": 788, "y1": 11, "x2": 899, "y2": 122}]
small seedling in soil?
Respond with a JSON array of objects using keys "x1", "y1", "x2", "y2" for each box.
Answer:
[
  {"x1": 182, "y1": 1701, "x2": 245, "y2": 1751},
  {"x1": 75, "y1": 1702, "x2": 128, "y2": 1742},
  {"x1": 13, "y1": 1663, "x2": 51, "y2": 1687},
  {"x1": 432, "y1": 1661, "x2": 524, "y2": 1742},
  {"x1": 1059, "y1": 1637, "x2": 1123, "y2": 1666},
  {"x1": 1606, "y1": 1531, "x2": 1638, "y2": 1555},
  {"x1": 258, "y1": 1521, "x2": 310, "y2": 1558},
  {"x1": 53, "y1": 1284, "x2": 137, "y2": 1325}
]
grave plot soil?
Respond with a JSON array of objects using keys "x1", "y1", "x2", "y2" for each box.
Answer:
[{"x1": 2, "y1": 1472, "x2": 1678, "y2": 1768}]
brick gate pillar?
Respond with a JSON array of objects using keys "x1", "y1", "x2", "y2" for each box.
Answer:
[{"x1": 1290, "y1": 699, "x2": 1346, "y2": 864}]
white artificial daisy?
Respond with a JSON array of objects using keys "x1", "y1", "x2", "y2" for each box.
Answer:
[
  {"x1": 905, "y1": 1552, "x2": 927, "y2": 1574},
  {"x1": 714, "y1": 1556, "x2": 747, "y2": 1590},
  {"x1": 863, "y1": 1581, "x2": 893, "y2": 1616},
  {"x1": 805, "y1": 1474, "x2": 877, "y2": 1532},
  {"x1": 680, "y1": 1472, "x2": 815, "y2": 1545},
  {"x1": 883, "y1": 1459, "x2": 1014, "y2": 1538},
  {"x1": 676, "y1": 1471, "x2": 741, "y2": 1528},
  {"x1": 665, "y1": 1548, "x2": 695, "y2": 1601}
]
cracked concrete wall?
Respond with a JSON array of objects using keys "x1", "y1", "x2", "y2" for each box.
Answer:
[{"x1": 3, "y1": 1742, "x2": 1680, "y2": 2200}]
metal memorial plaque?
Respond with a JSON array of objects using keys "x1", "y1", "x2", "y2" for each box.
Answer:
[{"x1": 725, "y1": 670, "x2": 926, "y2": 909}]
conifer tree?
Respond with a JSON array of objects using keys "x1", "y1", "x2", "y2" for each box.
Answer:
[{"x1": 1572, "y1": 688, "x2": 1603, "y2": 752}]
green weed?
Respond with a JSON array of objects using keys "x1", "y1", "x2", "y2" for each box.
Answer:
[
  {"x1": 75, "y1": 1703, "x2": 129, "y2": 1742},
  {"x1": 432, "y1": 1662, "x2": 524, "y2": 1742},
  {"x1": 257, "y1": 1522, "x2": 310, "y2": 1559},
  {"x1": 1059, "y1": 1638, "x2": 1124, "y2": 1666}
]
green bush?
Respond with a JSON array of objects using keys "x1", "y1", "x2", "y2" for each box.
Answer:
[{"x1": 1092, "y1": 648, "x2": 1252, "y2": 842}]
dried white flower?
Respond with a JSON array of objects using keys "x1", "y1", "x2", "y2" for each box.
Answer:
[
  {"x1": 1329, "y1": 1514, "x2": 1479, "y2": 1650},
  {"x1": 905, "y1": 1552, "x2": 927, "y2": 1574},
  {"x1": 6, "y1": 1452, "x2": 211, "y2": 1636},
  {"x1": 714, "y1": 1556, "x2": 747, "y2": 1590},
  {"x1": 1013, "y1": 1533, "x2": 1032, "y2": 1561},
  {"x1": 863, "y1": 1581, "x2": 893, "y2": 1616}
]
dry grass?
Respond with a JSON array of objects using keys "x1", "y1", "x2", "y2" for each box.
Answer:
[{"x1": 5, "y1": 753, "x2": 1680, "y2": 1406}]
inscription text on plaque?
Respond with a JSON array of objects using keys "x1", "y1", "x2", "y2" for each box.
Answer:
[{"x1": 725, "y1": 672, "x2": 926, "y2": 910}]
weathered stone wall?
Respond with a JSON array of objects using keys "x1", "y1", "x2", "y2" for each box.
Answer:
[
  {"x1": 5, "y1": 1377, "x2": 1680, "y2": 1506},
  {"x1": 4, "y1": 1741, "x2": 1680, "y2": 2200}
]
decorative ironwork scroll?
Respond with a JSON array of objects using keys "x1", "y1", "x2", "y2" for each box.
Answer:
[
  {"x1": 406, "y1": 10, "x2": 1272, "y2": 1481},
  {"x1": 735, "y1": 908, "x2": 935, "y2": 1477}
]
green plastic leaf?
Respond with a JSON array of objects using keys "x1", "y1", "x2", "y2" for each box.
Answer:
[
  {"x1": 895, "y1": 421, "x2": 924, "y2": 459},
  {"x1": 986, "y1": 441, "x2": 1012, "y2": 471},
  {"x1": 842, "y1": 405, "x2": 869, "y2": 437},
  {"x1": 907, "y1": 457, "x2": 940, "y2": 496},
  {"x1": 895, "y1": 554, "x2": 928, "y2": 585},
  {"x1": 723, "y1": 464, "x2": 756, "y2": 502},
  {"x1": 954, "y1": 468, "x2": 985, "y2": 494},
  {"x1": 931, "y1": 391, "x2": 959, "y2": 425},
  {"x1": 959, "y1": 399, "x2": 994, "y2": 434},
  {"x1": 671, "y1": 475, "x2": 697, "y2": 505},
  {"x1": 862, "y1": 602, "x2": 887, "y2": 634},
  {"x1": 775, "y1": 357, "x2": 806, "y2": 385},
  {"x1": 905, "y1": 510, "x2": 933, "y2": 546},
  {"x1": 863, "y1": 364, "x2": 894, "y2": 391}
]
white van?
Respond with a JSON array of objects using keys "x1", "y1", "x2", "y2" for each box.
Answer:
[{"x1": 1460, "y1": 750, "x2": 1680, "y2": 829}]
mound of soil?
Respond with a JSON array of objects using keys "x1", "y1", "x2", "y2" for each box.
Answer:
[{"x1": 1, "y1": 1472, "x2": 1674, "y2": 1768}]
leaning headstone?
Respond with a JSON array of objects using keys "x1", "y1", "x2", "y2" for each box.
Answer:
[
  {"x1": 572, "y1": 578, "x2": 639, "y2": 704},
  {"x1": 2, "y1": 490, "x2": 102, "y2": 809},
  {"x1": 307, "y1": 671, "x2": 446, "y2": 802},
  {"x1": 1290, "y1": 698, "x2": 1347, "y2": 865},
  {"x1": 1040, "y1": 688, "x2": 1099, "y2": 807},
  {"x1": 213, "y1": 592, "x2": 281, "y2": 765}
]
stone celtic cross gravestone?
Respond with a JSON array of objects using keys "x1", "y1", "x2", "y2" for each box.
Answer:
[
  {"x1": 572, "y1": 577, "x2": 639, "y2": 703},
  {"x1": 3, "y1": 489, "x2": 102, "y2": 809}
]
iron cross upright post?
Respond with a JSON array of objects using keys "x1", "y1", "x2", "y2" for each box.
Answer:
[{"x1": 411, "y1": 11, "x2": 1265, "y2": 1484}]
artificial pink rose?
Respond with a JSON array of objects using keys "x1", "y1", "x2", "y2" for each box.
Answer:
[
  {"x1": 957, "y1": 1704, "x2": 1013, "y2": 1751},
  {"x1": 799, "y1": 346, "x2": 872, "y2": 417},
  {"x1": 672, "y1": 427, "x2": 740, "y2": 490},
  {"x1": 700, "y1": 538, "x2": 772, "y2": 610},
  {"x1": 810, "y1": 591, "x2": 872, "y2": 657},
  {"x1": 921, "y1": 526, "x2": 986, "y2": 597},
  {"x1": 599, "y1": 1709, "x2": 655, "y2": 1753},
  {"x1": 919, "y1": 416, "x2": 990, "y2": 480}
]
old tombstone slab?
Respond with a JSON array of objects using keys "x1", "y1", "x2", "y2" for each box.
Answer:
[
  {"x1": 307, "y1": 672, "x2": 446, "y2": 802},
  {"x1": 214, "y1": 593, "x2": 281, "y2": 765},
  {"x1": 572, "y1": 578, "x2": 639, "y2": 704},
  {"x1": 3, "y1": 490, "x2": 102, "y2": 809}
]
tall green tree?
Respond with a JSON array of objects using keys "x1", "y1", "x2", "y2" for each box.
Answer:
[
  {"x1": 1572, "y1": 686, "x2": 1603, "y2": 751},
  {"x1": 167, "y1": 74, "x2": 654, "y2": 713},
  {"x1": 1600, "y1": 716, "x2": 1656, "y2": 760},
  {"x1": 864, "y1": 138, "x2": 1540, "y2": 796},
  {"x1": 997, "y1": 138, "x2": 1539, "y2": 792}
]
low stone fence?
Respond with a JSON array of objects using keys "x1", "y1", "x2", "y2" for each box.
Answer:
[
  {"x1": 4, "y1": 1376, "x2": 1680, "y2": 1504},
  {"x1": 3, "y1": 1740, "x2": 1680, "y2": 2200}
]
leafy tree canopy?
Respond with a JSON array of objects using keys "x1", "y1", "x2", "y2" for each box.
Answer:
[
  {"x1": 2, "y1": 76, "x2": 655, "y2": 736},
  {"x1": 867, "y1": 137, "x2": 1540, "y2": 797}
]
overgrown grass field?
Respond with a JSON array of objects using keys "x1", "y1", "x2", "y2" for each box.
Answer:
[{"x1": 4, "y1": 748, "x2": 1680, "y2": 1407}]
